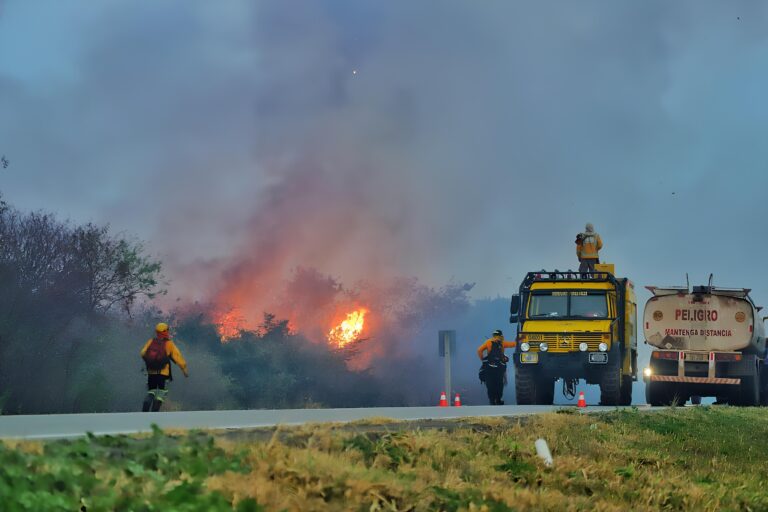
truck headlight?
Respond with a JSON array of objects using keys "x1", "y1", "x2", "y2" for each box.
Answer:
[
  {"x1": 520, "y1": 342, "x2": 530, "y2": 352},
  {"x1": 540, "y1": 342, "x2": 549, "y2": 352},
  {"x1": 579, "y1": 342, "x2": 588, "y2": 352},
  {"x1": 643, "y1": 367, "x2": 652, "y2": 377},
  {"x1": 598, "y1": 342, "x2": 608, "y2": 352}
]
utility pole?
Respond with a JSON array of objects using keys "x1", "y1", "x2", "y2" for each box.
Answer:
[{"x1": 439, "y1": 330, "x2": 456, "y2": 400}]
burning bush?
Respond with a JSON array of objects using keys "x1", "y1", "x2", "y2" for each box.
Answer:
[{"x1": 328, "y1": 309, "x2": 368, "y2": 348}]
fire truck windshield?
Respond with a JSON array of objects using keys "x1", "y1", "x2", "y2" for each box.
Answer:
[{"x1": 528, "y1": 291, "x2": 608, "y2": 319}]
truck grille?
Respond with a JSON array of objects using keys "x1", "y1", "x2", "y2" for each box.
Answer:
[{"x1": 527, "y1": 333, "x2": 606, "y2": 353}]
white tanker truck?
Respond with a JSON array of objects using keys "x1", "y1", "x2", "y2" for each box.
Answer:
[{"x1": 643, "y1": 280, "x2": 767, "y2": 406}]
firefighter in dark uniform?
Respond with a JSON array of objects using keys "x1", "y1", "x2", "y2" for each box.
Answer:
[{"x1": 477, "y1": 330, "x2": 516, "y2": 405}]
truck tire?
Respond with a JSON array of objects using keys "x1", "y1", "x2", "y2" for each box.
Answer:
[
  {"x1": 646, "y1": 381, "x2": 674, "y2": 406},
  {"x1": 619, "y1": 375, "x2": 633, "y2": 406},
  {"x1": 537, "y1": 378, "x2": 555, "y2": 405},
  {"x1": 515, "y1": 366, "x2": 538, "y2": 405},
  {"x1": 760, "y1": 367, "x2": 768, "y2": 406},
  {"x1": 690, "y1": 395, "x2": 702, "y2": 405},
  {"x1": 737, "y1": 375, "x2": 760, "y2": 406},
  {"x1": 599, "y1": 358, "x2": 622, "y2": 406}
]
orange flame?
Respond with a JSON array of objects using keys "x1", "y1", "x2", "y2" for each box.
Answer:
[
  {"x1": 328, "y1": 309, "x2": 367, "y2": 348},
  {"x1": 215, "y1": 308, "x2": 245, "y2": 341}
]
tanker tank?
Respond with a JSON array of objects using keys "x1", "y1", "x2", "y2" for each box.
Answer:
[{"x1": 644, "y1": 286, "x2": 765, "y2": 354}]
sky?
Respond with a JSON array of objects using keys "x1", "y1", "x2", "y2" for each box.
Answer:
[{"x1": 3, "y1": 0, "x2": 768, "y2": 316}]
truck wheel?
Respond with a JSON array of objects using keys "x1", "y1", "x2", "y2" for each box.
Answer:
[
  {"x1": 690, "y1": 395, "x2": 702, "y2": 405},
  {"x1": 737, "y1": 376, "x2": 760, "y2": 406},
  {"x1": 619, "y1": 375, "x2": 633, "y2": 406},
  {"x1": 599, "y1": 359, "x2": 622, "y2": 406},
  {"x1": 761, "y1": 367, "x2": 768, "y2": 406},
  {"x1": 515, "y1": 366, "x2": 538, "y2": 405},
  {"x1": 537, "y1": 378, "x2": 555, "y2": 405},
  {"x1": 646, "y1": 381, "x2": 672, "y2": 406}
]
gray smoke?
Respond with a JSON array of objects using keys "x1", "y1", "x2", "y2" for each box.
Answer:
[{"x1": 4, "y1": 3, "x2": 768, "y2": 401}]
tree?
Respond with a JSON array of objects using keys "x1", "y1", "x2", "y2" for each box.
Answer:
[
  {"x1": 0, "y1": 206, "x2": 165, "y2": 314},
  {"x1": 69, "y1": 223, "x2": 166, "y2": 314},
  {"x1": 0, "y1": 210, "x2": 73, "y2": 292}
]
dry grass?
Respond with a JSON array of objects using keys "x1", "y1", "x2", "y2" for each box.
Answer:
[
  {"x1": 1, "y1": 438, "x2": 44, "y2": 455},
  {"x1": 204, "y1": 406, "x2": 768, "y2": 511},
  {"x1": 348, "y1": 416, "x2": 401, "y2": 426}
]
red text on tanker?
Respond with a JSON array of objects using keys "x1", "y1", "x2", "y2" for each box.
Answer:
[
  {"x1": 674, "y1": 309, "x2": 718, "y2": 322},
  {"x1": 664, "y1": 328, "x2": 732, "y2": 337}
]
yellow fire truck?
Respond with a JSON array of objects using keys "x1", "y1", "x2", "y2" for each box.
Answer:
[{"x1": 509, "y1": 265, "x2": 638, "y2": 405}]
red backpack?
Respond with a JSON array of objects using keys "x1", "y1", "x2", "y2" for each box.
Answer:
[{"x1": 143, "y1": 338, "x2": 170, "y2": 371}]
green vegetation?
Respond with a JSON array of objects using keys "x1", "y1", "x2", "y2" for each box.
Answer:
[
  {"x1": 0, "y1": 426, "x2": 257, "y2": 512},
  {"x1": 5, "y1": 407, "x2": 768, "y2": 510}
]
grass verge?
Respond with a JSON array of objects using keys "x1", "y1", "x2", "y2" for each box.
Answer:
[{"x1": 3, "y1": 407, "x2": 768, "y2": 510}]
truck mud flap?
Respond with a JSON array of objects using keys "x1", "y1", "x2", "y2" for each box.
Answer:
[{"x1": 650, "y1": 375, "x2": 741, "y2": 385}]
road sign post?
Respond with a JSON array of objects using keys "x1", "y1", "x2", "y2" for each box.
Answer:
[{"x1": 439, "y1": 330, "x2": 456, "y2": 401}]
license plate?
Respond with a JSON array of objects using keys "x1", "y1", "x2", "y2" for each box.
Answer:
[
  {"x1": 589, "y1": 353, "x2": 608, "y2": 364},
  {"x1": 521, "y1": 353, "x2": 539, "y2": 364},
  {"x1": 685, "y1": 352, "x2": 708, "y2": 362}
]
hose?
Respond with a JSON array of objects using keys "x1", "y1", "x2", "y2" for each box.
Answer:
[{"x1": 562, "y1": 378, "x2": 578, "y2": 400}]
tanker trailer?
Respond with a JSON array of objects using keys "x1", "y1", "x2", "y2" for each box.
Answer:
[{"x1": 642, "y1": 282, "x2": 767, "y2": 406}]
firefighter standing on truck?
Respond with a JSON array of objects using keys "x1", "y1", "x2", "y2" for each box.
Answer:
[
  {"x1": 576, "y1": 222, "x2": 603, "y2": 274},
  {"x1": 477, "y1": 330, "x2": 516, "y2": 405},
  {"x1": 140, "y1": 323, "x2": 188, "y2": 412}
]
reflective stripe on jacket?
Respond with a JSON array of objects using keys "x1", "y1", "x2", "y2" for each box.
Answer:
[
  {"x1": 577, "y1": 233, "x2": 603, "y2": 260},
  {"x1": 140, "y1": 339, "x2": 188, "y2": 377}
]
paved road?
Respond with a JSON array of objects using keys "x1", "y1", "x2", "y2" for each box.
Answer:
[{"x1": 0, "y1": 405, "x2": 652, "y2": 440}]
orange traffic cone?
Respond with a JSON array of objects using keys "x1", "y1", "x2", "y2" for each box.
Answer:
[
  {"x1": 454, "y1": 393, "x2": 462, "y2": 407},
  {"x1": 438, "y1": 391, "x2": 448, "y2": 407},
  {"x1": 577, "y1": 391, "x2": 586, "y2": 408}
]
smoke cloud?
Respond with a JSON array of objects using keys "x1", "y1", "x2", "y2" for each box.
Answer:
[{"x1": 5, "y1": 1, "x2": 768, "y2": 404}]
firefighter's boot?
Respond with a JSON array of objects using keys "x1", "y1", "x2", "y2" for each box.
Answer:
[
  {"x1": 142, "y1": 390, "x2": 156, "y2": 412},
  {"x1": 151, "y1": 389, "x2": 168, "y2": 412}
]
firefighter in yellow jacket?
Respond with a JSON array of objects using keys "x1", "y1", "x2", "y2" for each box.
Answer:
[
  {"x1": 576, "y1": 222, "x2": 603, "y2": 275},
  {"x1": 477, "y1": 330, "x2": 516, "y2": 405},
  {"x1": 140, "y1": 323, "x2": 188, "y2": 412}
]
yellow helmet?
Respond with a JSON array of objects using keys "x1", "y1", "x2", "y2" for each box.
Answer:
[{"x1": 155, "y1": 322, "x2": 169, "y2": 333}]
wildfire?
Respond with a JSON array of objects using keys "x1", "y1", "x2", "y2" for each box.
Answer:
[
  {"x1": 328, "y1": 309, "x2": 367, "y2": 348},
  {"x1": 215, "y1": 308, "x2": 245, "y2": 341}
]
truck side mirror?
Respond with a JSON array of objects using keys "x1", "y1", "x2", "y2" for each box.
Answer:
[{"x1": 510, "y1": 294, "x2": 521, "y2": 323}]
